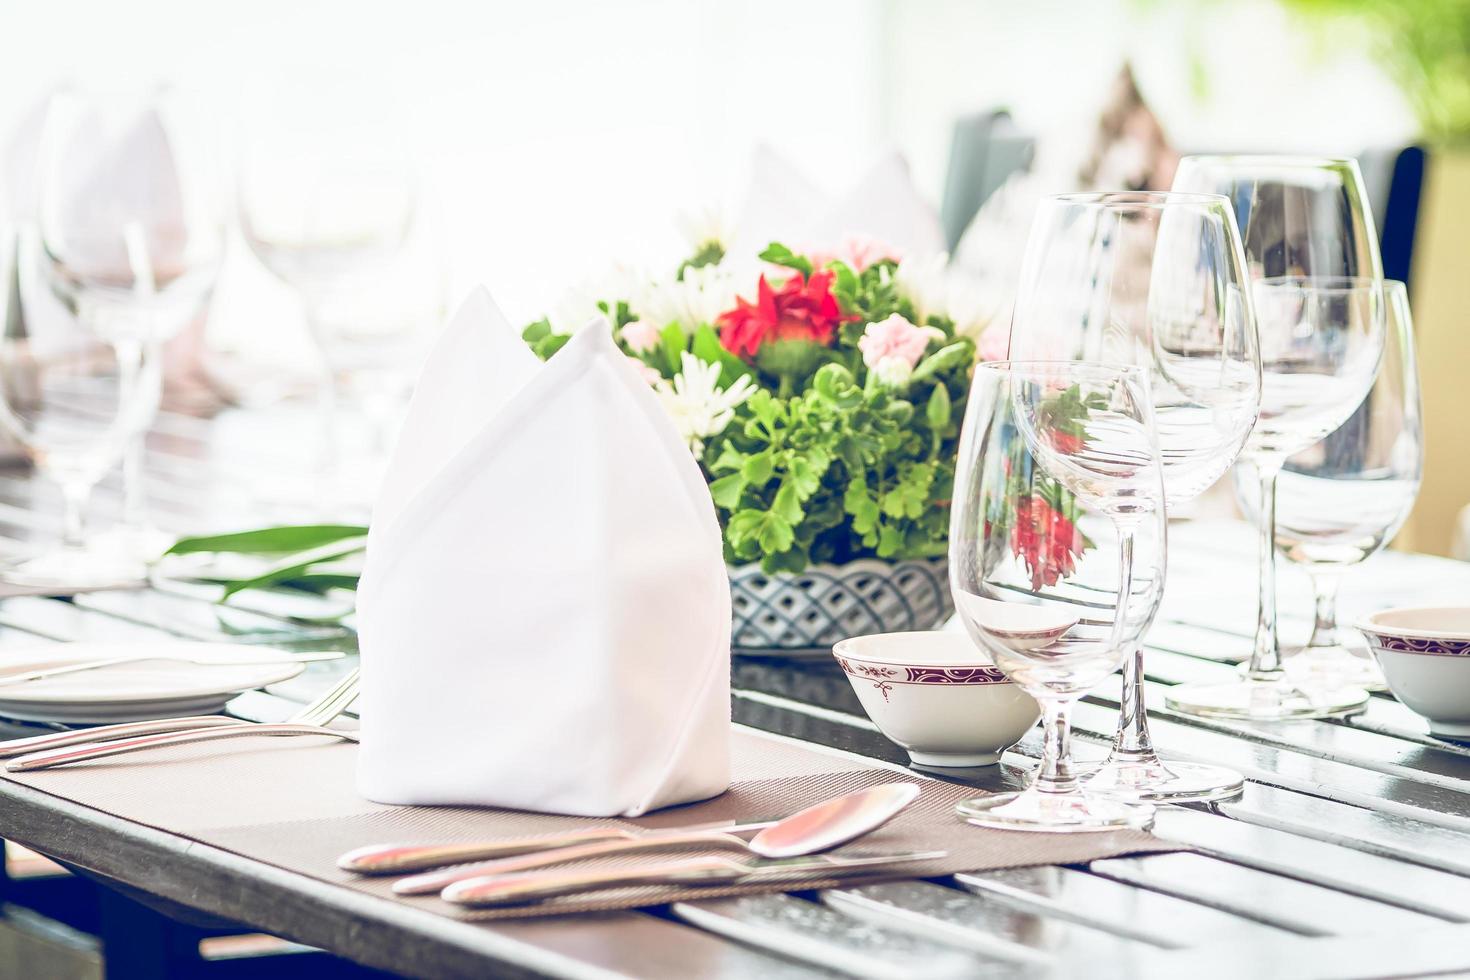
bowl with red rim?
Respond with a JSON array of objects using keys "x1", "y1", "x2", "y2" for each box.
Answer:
[
  {"x1": 833, "y1": 630, "x2": 1040, "y2": 767},
  {"x1": 1357, "y1": 607, "x2": 1470, "y2": 738}
]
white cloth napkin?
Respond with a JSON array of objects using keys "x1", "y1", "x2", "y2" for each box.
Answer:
[
  {"x1": 355, "y1": 287, "x2": 732, "y2": 817},
  {"x1": 728, "y1": 146, "x2": 946, "y2": 263}
]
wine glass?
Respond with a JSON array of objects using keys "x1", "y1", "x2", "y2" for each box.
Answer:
[
  {"x1": 1168, "y1": 155, "x2": 1387, "y2": 720},
  {"x1": 237, "y1": 73, "x2": 416, "y2": 495},
  {"x1": 949, "y1": 361, "x2": 1165, "y2": 832},
  {"x1": 0, "y1": 227, "x2": 161, "y2": 587},
  {"x1": 1008, "y1": 192, "x2": 1260, "y2": 803},
  {"x1": 35, "y1": 85, "x2": 224, "y2": 560},
  {"x1": 1168, "y1": 277, "x2": 1385, "y2": 718},
  {"x1": 1232, "y1": 280, "x2": 1421, "y2": 691}
]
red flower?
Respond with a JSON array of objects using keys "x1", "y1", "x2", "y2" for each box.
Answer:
[
  {"x1": 1010, "y1": 496, "x2": 1085, "y2": 591},
  {"x1": 717, "y1": 270, "x2": 852, "y2": 359},
  {"x1": 1050, "y1": 431, "x2": 1083, "y2": 455}
]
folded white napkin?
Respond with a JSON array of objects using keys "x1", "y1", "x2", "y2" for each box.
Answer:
[
  {"x1": 355, "y1": 288, "x2": 731, "y2": 816},
  {"x1": 728, "y1": 146, "x2": 946, "y2": 262}
]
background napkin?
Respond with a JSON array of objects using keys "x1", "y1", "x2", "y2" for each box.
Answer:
[
  {"x1": 356, "y1": 289, "x2": 731, "y2": 817},
  {"x1": 727, "y1": 146, "x2": 947, "y2": 263}
]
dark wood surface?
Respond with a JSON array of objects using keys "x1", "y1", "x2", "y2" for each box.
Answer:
[{"x1": 0, "y1": 406, "x2": 1467, "y2": 978}]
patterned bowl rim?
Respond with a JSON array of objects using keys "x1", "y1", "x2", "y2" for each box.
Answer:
[
  {"x1": 832, "y1": 632, "x2": 1010, "y2": 681},
  {"x1": 1355, "y1": 606, "x2": 1470, "y2": 642}
]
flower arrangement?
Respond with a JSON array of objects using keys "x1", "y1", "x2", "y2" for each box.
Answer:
[
  {"x1": 158, "y1": 235, "x2": 1092, "y2": 613},
  {"x1": 521, "y1": 237, "x2": 995, "y2": 574}
]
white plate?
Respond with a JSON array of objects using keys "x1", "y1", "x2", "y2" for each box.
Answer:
[{"x1": 0, "y1": 643, "x2": 308, "y2": 724}]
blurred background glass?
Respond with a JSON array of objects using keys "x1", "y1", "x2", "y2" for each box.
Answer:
[{"x1": 1, "y1": 0, "x2": 1464, "y2": 545}]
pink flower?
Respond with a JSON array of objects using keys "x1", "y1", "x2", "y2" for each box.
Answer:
[
  {"x1": 976, "y1": 323, "x2": 1010, "y2": 362},
  {"x1": 627, "y1": 356, "x2": 662, "y2": 386},
  {"x1": 620, "y1": 318, "x2": 661, "y2": 354},
  {"x1": 809, "y1": 234, "x2": 900, "y2": 272},
  {"x1": 858, "y1": 314, "x2": 941, "y2": 372}
]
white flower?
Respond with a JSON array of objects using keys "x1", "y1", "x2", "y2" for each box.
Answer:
[
  {"x1": 655, "y1": 351, "x2": 757, "y2": 459},
  {"x1": 871, "y1": 355, "x2": 914, "y2": 388},
  {"x1": 894, "y1": 251, "x2": 1006, "y2": 341},
  {"x1": 546, "y1": 263, "x2": 649, "y2": 336},
  {"x1": 630, "y1": 264, "x2": 739, "y2": 334},
  {"x1": 894, "y1": 252, "x2": 950, "y2": 326},
  {"x1": 675, "y1": 204, "x2": 731, "y2": 254}
]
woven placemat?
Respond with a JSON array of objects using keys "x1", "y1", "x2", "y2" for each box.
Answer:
[{"x1": 0, "y1": 727, "x2": 1179, "y2": 919}]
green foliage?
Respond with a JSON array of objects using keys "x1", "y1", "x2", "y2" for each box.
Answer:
[
  {"x1": 510, "y1": 240, "x2": 982, "y2": 573},
  {"x1": 167, "y1": 524, "x2": 368, "y2": 556}
]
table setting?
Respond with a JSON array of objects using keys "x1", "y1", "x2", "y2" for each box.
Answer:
[{"x1": 0, "y1": 81, "x2": 1467, "y2": 975}]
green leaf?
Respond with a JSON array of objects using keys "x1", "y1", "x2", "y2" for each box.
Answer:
[
  {"x1": 677, "y1": 240, "x2": 725, "y2": 279},
  {"x1": 812, "y1": 363, "x2": 862, "y2": 410},
  {"x1": 787, "y1": 458, "x2": 821, "y2": 498},
  {"x1": 709, "y1": 472, "x2": 748, "y2": 509},
  {"x1": 708, "y1": 444, "x2": 746, "y2": 473},
  {"x1": 926, "y1": 383, "x2": 952, "y2": 430},
  {"x1": 877, "y1": 522, "x2": 904, "y2": 557},
  {"x1": 218, "y1": 541, "x2": 368, "y2": 600},
  {"x1": 756, "y1": 242, "x2": 813, "y2": 279},
  {"x1": 533, "y1": 333, "x2": 571, "y2": 360},
  {"x1": 844, "y1": 478, "x2": 880, "y2": 536},
  {"x1": 741, "y1": 451, "x2": 776, "y2": 485},
  {"x1": 691, "y1": 323, "x2": 753, "y2": 387},
  {"x1": 910, "y1": 341, "x2": 974, "y2": 384},
  {"x1": 772, "y1": 483, "x2": 804, "y2": 525},
  {"x1": 166, "y1": 525, "x2": 369, "y2": 557},
  {"x1": 522, "y1": 318, "x2": 552, "y2": 344},
  {"x1": 659, "y1": 322, "x2": 687, "y2": 376},
  {"x1": 755, "y1": 511, "x2": 795, "y2": 554}
]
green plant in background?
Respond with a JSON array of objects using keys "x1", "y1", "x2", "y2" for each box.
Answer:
[{"x1": 1280, "y1": 0, "x2": 1470, "y2": 143}]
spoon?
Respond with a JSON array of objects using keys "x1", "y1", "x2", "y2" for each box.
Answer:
[{"x1": 391, "y1": 781, "x2": 921, "y2": 896}]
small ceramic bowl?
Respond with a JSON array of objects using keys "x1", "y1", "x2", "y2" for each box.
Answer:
[
  {"x1": 1357, "y1": 607, "x2": 1470, "y2": 738},
  {"x1": 833, "y1": 631, "x2": 1040, "y2": 767}
]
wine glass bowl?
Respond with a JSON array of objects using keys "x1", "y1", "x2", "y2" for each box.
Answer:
[
  {"x1": 0, "y1": 229, "x2": 159, "y2": 588},
  {"x1": 1248, "y1": 277, "x2": 1385, "y2": 459},
  {"x1": 1233, "y1": 280, "x2": 1421, "y2": 691},
  {"x1": 950, "y1": 361, "x2": 1164, "y2": 832},
  {"x1": 1008, "y1": 191, "x2": 1259, "y2": 803}
]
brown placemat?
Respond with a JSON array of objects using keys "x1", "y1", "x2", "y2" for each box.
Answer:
[{"x1": 0, "y1": 727, "x2": 1179, "y2": 919}]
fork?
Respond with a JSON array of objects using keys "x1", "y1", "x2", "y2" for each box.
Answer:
[{"x1": 3, "y1": 667, "x2": 360, "y2": 772}]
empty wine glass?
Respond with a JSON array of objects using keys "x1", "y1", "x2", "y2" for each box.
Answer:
[
  {"x1": 1008, "y1": 192, "x2": 1260, "y2": 803},
  {"x1": 950, "y1": 361, "x2": 1165, "y2": 832},
  {"x1": 237, "y1": 72, "x2": 416, "y2": 493},
  {"x1": 1232, "y1": 280, "x2": 1421, "y2": 691},
  {"x1": 1168, "y1": 155, "x2": 1387, "y2": 721},
  {"x1": 1168, "y1": 277, "x2": 1385, "y2": 719},
  {"x1": 35, "y1": 84, "x2": 224, "y2": 560},
  {"x1": 0, "y1": 228, "x2": 161, "y2": 587}
]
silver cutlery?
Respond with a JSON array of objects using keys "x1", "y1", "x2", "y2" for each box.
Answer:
[
  {"x1": 339, "y1": 818, "x2": 777, "y2": 876},
  {"x1": 389, "y1": 781, "x2": 921, "y2": 896},
  {"x1": 441, "y1": 849, "x2": 947, "y2": 908},
  {"x1": 4, "y1": 667, "x2": 360, "y2": 771},
  {"x1": 0, "y1": 650, "x2": 344, "y2": 687}
]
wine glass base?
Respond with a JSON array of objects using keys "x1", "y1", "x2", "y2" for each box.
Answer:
[
  {"x1": 1283, "y1": 647, "x2": 1387, "y2": 692},
  {"x1": 2, "y1": 549, "x2": 147, "y2": 592},
  {"x1": 1166, "y1": 677, "x2": 1368, "y2": 721},
  {"x1": 956, "y1": 790, "x2": 1154, "y2": 833},
  {"x1": 1082, "y1": 757, "x2": 1245, "y2": 804},
  {"x1": 91, "y1": 524, "x2": 177, "y2": 565}
]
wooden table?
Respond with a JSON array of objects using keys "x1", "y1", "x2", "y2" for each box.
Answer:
[{"x1": 0, "y1": 406, "x2": 1469, "y2": 979}]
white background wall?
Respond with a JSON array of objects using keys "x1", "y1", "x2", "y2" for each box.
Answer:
[{"x1": 0, "y1": 0, "x2": 1416, "y2": 363}]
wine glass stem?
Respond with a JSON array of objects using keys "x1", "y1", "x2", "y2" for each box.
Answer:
[
  {"x1": 1034, "y1": 697, "x2": 1079, "y2": 795},
  {"x1": 1306, "y1": 569, "x2": 1344, "y2": 651},
  {"x1": 1249, "y1": 459, "x2": 1284, "y2": 678},
  {"x1": 1105, "y1": 523, "x2": 1158, "y2": 765},
  {"x1": 1108, "y1": 644, "x2": 1157, "y2": 763},
  {"x1": 59, "y1": 480, "x2": 91, "y2": 550}
]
